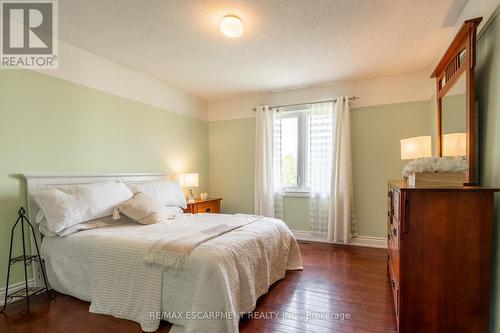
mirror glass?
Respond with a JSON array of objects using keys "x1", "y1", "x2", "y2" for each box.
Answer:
[{"x1": 441, "y1": 73, "x2": 467, "y2": 157}]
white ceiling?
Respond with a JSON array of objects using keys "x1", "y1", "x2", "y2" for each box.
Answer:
[{"x1": 58, "y1": 0, "x2": 469, "y2": 101}]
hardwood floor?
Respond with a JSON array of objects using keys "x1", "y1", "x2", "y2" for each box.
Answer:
[{"x1": 0, "y1": 242, "x2": 397, "y2": 333}]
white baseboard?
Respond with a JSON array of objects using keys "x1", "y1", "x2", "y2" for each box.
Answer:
[
  {"x1": 0, "y1": 279, "x2": 35, "y2": 307},
  {"x1": 293, "y1": 230, "x2": 387, "y2": 249},
  {"x1": 292, "y1": 230, "x2": 327, "y2": 242},
  {"x1": 349, "y1": 236, "x2": 387, "y2": 249}
]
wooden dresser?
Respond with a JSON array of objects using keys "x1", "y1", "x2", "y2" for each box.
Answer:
[{"x1": 387, "y1": 180, "x2": 498, "y2": 332}]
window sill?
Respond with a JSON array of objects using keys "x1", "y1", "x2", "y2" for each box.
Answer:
[
  {"x1": 278, "y1": 192, "x2": 331, "y2": 198},
  {"x1": 280, "y1": 191, "x2": 311, "y2": 198}
]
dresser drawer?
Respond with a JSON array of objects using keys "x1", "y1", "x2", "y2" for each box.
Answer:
[
  {"x1": 388, "y1": 258, "x2": 399, "y2": 319},
  {"x1": 387, "y1": 189, "x2": 393, "y2": 223},
  {"x1": 392, "y1": 189, "x2": 401, "y2": 222},
  {"x1": 388, "y1": 184, "x2": 400, "y2": 321},
  {"x1": 388, "y1": 236, "x2": 399, "y2": 281},
  {"x1": 389, "y1": 217, "x2": 399, "y2": 244},
  {"x1": 195, "y1": 201, "x2": 220, "y2": 213}
]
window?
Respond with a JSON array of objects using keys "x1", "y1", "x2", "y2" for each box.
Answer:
[
  {"x1": 275, "y1": 102, "x2": 333, "y2": 194},
  {"x1": 280, "y1": 116, "x2": 299, "y2": 188},
  {"x1": 278, "y1": 111, "x2": 309, "y2": 192}
]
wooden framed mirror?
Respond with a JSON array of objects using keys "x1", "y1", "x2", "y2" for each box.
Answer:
[{"x1": 431, "y1": 17, "x2": 482, "y2": 185}]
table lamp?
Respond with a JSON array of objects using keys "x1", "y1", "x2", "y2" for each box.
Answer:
[{"x1": 179, "y1": 173, "x2": 199, "y2": 204}]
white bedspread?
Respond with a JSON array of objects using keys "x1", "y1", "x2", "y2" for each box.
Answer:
[
  {"x1": 41, "y1": 213, "x2": 303, "y2": 333},
  {"x1": 145, "y1": 214, "x2": 258, "y2": 270}
]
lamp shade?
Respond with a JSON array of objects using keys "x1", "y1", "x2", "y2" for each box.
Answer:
[
  {"x1": 179, "y1": 173, "x2": 199, "y2": 188},
  {"x1": 400, "y1": 136, "x2": 432, "y2": 160},
  {"x1": 443, "y1": 133, "x2": 466, "y2": 156}
]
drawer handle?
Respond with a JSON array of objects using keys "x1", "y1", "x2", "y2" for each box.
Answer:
[
  {"x1": 392, "y1": 228, "x2": 397, "y2": 238},
  {"x1": 391, "y1": 280, "x2": 396, "y2": 289}
]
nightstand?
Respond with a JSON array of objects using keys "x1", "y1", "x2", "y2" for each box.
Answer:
[{"x1": 183, "y1": 198, "x2": 222, "y2": 214}]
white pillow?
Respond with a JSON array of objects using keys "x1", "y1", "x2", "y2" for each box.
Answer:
[
  {"x1": 127, "y1": 181, "x2": 187, "y2": 209},
  {"x1": 116, "y1": 192, "x2": 180, "y2": 225},
  {"x1": 31, "y1": 181, "x2": 133, "y2": 235},
  {"x1": 57, "y1": 215, "x2": 133, "y2": 237},
  {"x1": 34, "y1": 209, "x2": 56, "y2": 236},
  {"x1": 35, "y1": 209, "x2": 139, "y2": 237}
]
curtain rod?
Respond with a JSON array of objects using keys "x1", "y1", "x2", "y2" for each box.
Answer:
[{"x1": 251, "y1": 96, "x2": 359, "y2": 111}]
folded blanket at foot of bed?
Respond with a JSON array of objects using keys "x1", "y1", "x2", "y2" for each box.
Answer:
[{"x1": 144, "y1": 214, "x2": 257, "y2": 271}]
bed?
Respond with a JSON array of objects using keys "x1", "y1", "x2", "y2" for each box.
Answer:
[{"x1": 24, "y1": 174, "x2": 303, "y2": 333}]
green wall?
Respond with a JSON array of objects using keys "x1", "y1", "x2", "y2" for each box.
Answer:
[
  {"x1": 0, "y1": 70, "x2": 209, "y2": 288},
  {"x1": 475, "y1": 7, "x2": 500, "y2": 332},
  {"x1": 209, "y1": 118, "x2": 255, "y2": 214},
  {"x1": 351, "y1": 100, "x2": 432, "y2": 237},
  {"x1": 442, "y1": 93, "x2": 467, "y2": 134},
  {"x1": 208, "y1": 100, "x2": 432, "y2": 237}
]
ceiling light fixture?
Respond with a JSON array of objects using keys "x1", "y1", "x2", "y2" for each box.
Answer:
[{"x1": 220, "y1": 15, "x2": 244, "y2": 38}]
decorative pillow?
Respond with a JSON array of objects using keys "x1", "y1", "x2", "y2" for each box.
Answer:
[
  {"x1": 115, "y1": 192, "x2": 180, "y2": 225},
  {"x1": 126, "y1": 180, "x2": 187, "y2": 209},
  {"x1": 31, "y1": 181, "x2": 133, "y2": 235}
]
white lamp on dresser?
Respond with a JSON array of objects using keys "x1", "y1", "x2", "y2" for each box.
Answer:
[{"x1": 400, "y1": 136, "x2": 432, "y2": 160}]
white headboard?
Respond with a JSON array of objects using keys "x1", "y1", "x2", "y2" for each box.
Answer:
[
  {"x1": 24, "y1": 173, "x2": 167, "y2": 223},
  {"x1": 23, "y1": 173, "x2": 167, "y2": 286}
]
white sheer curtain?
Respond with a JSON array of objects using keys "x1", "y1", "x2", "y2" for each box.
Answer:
[
  {"x1": 309, "y1": 98, "x2": 357, "y2": 242},
  {"x1": 254, "y1": 105, "x2": 282, "y2": 217},
  {"x1": 273, "y1": 112, "x2": 283, "y2": 219},
  {"x1": 309, "y1": 102, "x2": 333, "y2": 236},
  {"x1": 328, "y1": 97, "x2": 357, "y2": 242}
]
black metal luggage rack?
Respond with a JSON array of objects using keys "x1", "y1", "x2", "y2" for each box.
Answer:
[{"x1": 1, "y1": 207, "x2": 54, "y2": 313}]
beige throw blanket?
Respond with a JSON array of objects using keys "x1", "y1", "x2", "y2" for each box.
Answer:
[{"x1": 144, "y1": 214, "x2": 257, "y2": 270}]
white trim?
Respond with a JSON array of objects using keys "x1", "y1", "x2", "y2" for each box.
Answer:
[
  {"x1": 281, "y1": 191, "x2": 312, "y2": 198},
  {"x1": 349, "y1": 236, "x2": 388, "y2": 249},
  {"x1": 23, "y1": 172, "x2": 169, "y2": 286},
  {"x1": 23, "y1": 172, "x2": 166, "y2": 179},
  {"x1": 292, "y1": 230, "x2": 328, "y2": 242},
  {"x1": 293, "y1": 230, "x2": 387, "y2": 249},
  {"x1": 0, "y1": 279, "x2": 35, "y2": 307},
  {"x1": 35, "y1": 40, "x2": 208, "y2": 120},
  {"x1": 207, "y1": 71, "x2": 433, "y2": 121}
]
